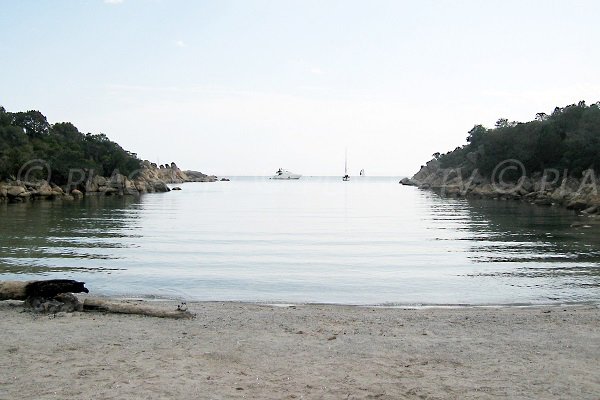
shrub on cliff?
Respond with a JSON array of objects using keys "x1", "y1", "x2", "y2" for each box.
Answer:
[
  {"x1": 436, "y1": 101, "x2": 600, "y2": 178},
  {"x1": 0, "y1": 107, "x2": 141, "y2": 184}
]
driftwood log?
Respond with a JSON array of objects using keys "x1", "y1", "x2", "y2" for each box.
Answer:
[
  {"x1": 83, "y1": 298, "x2": 194, "y2": 319},
  {"x1": 0, "y1": 279, "x2": 89, "y2": 301},
  {"x1": 0, "y1": 279, "x2": 89, "y2": 313},
  {"x1": 0, "y1": 280, "x2": 193, "y2": 319}
]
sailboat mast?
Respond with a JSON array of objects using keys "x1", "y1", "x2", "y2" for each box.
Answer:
[{"x1": 344, "y1": 148, "x2": 348, "y2": 175}]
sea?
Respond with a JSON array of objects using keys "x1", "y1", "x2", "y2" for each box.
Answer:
[{"x1": 1, "y1": 176, "x2": 599, "y2": 306}]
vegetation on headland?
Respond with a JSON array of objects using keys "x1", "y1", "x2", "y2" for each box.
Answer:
[
  {"x1": 434, "y1": 101, "x2": 600, "y2": 179},
  {"x1": 0, "y1": 107, "x2": 141, "y2": 184},
  {"x1": 0, "y1": 106, "x2": 216, "y2": 202},
  {"x1": 404, "y1": 101, "x2": 600, "y2": 213}
]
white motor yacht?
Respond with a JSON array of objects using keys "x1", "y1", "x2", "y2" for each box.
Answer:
[{"x1": 271, "y1": 168, "x2": 302, "y2": 180}]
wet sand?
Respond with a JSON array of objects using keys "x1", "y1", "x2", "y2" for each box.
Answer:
[{"x1": 1, "y1": 300, "x2": 599, "y2": 399}]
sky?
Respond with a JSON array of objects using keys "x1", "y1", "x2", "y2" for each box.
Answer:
[{"x1": 1, "y1": 0, "x2": 599, "y2": 176}]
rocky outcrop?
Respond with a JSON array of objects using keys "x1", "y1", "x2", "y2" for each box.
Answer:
[
  {"x1": 0, "y1": 180, "x2": 69, "y2": 203},
  {"x1": 84, "y1": 174, "x2": 139, "y2": 195},
  {"x1": 141, "y1": 162, "x2": 217, "y2": 184},
  {"x1": 183, "y1": 169, "x2": 218, "y2": 183},
  {"x1": 402, "y1": 159, "x2": 600, "y2": 215},
  {"x1": 148, "y1": 162, "x2": 216, "y2": 183},
  {"x1": 0, "y1": 160, "x2": 216, "y2": 203}
]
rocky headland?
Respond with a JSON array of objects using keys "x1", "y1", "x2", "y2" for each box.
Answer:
[
  {"x1": 141, "y1": 161, "x2": 217, "y2": 185},
  {"x1": 401, "y1": 102, "x2": 600, "y2": 217},
  {"x1": 401, "y1": 159, "x2": 600, "y2": 215},
  {"x1": 0, "y1": 161, "x2": 216, "y2": 203}
]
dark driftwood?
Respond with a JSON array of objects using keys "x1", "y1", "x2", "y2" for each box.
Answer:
[
  {"x1": 0, "y1": 279, "x2": 88, "y2": 301},
  {"x1": 0, "y1": 280, "x2": 192, "y2": 319},
  {"x1": 83, "y1": 298, "x2": 194, "y2": 319}
]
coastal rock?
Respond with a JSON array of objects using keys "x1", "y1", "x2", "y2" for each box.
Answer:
[
  {"x1": 51, "y1": 185, "x2": 65, "y2": 196},
  {"x1": 99, "y1": 186, "x2": 118, "y2": 194},
  {"x1": 412, "y1": 159, "x2": 441, "y2": 183},
  {"x1": 566, "y1": 199, "x2": 589, "y2": 211},
  {"x1": 560, "y1": 177, "x2": 581, "y2": 194},
  {"x1": 519, "y1": 176, "x2": 534, "y2": 192},
  {"x1": 85, "y1": 175, "x2": 105, "y2": 193},
  {"x1": 7, "y1": 185, "x2": 26, "y2": 198},
  {"x1": 582, "y1": 206, "x2": 598, "y2": 214},
  {"x1": 37, "y1": 182, "x2": 54, "y2": 197},
  {"x1": 183, "y1": 170, "x2": 218, "y2": 183},
  {"x1": 1, "y1": 159, "x2": 212, "y2": 202},
  {"x1": 152, "y1": 181, "x2": 170, "y2": 192},
  {"x1": 534, "y1": 197, "x2": 553, "y2": 206},
  {"x1": 404, "y1": 156, "x2": 600, "y2": 212},
  {"x1": 470, "y1": 184, "x2": 497, "y2": 198}
]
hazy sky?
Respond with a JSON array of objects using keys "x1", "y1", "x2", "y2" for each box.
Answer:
[{"x1": 1, "y1": 1, "x2": 599, "y2": 176}]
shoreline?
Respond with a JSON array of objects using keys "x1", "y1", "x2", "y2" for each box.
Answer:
[
  {"x1": 2, "y1": 299, "x2": 599, "y2": 399},
  {"x1": 401, "y1": 159, "x2": 600, "y2": 216},
  {"x1": 85, "y1": 295, "x2": 600, "y2": 309}
]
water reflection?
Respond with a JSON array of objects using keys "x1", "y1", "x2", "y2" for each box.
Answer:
[
  {"x1": 0, "y1": 181, "x2": 599, "y2": 304},
  {"x1": 0, "y1": 196, "x2": 140, "y2": 274},
  {"x1": 423, "y1": 191, "x2": 600, "y2": 298}
]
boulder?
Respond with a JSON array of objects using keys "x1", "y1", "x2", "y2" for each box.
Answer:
[
  {"x1": 412, "y1": 159, "x2": 440, "y2": 183},
  {"x1": 587, "y1": 195, "x2": 600, "y2": 207},
  {"x1": 135, "y1": 182, "x2": 149, "y2": 193},
  {"x1": 534, "y1": 197, "x2": 553, "y2": 206},
  {"x1": 85, "y1": 175, "x2": 108, "y2": 192},
  {"x1": 560, "y1": 177, "x2": 581, "y2": 193},
  {"x1": 71, "y1": 189, "x2": 83, "y2": 198},
  {"x1": 550, "y1": 187, "x2": 569, "y2": 204},
  {"x1": 519, "y1": 176, "x2": 534, "y2": 193},
  {"x1": 152, "y1": 181, "x2": 170, "y2": 192},
  {"x1": 123, "y1": 178, "x2": 138, "y2": 195},
  {"x1": 51, "y1": 184, "x2": 65, "y2": 196},
  {"x1": 524, "y1": 191, "x2": 539, "y2": 199},
  {"x1": 471, "y1": 183, "x2": 497, "y2": 198},
  {"x1": 566, "y1": 199, "x2": 588, "y2": 211},
  {"x1": 582, "y1": 206, "x2": 598, "y2": 214},
  {"x1": 99, "y1": 186, "x2": 118, "y2": 195},
  {"x1": 37, "y1": 182, "x2": 54, "y2": 197},
  {"x1": 7, "y1": 185, "x2": 26, "y2": 198}
]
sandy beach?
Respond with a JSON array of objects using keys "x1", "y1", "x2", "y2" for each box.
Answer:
[{"x1": 1, "y1": 300, "x2": 599, "y2": 400}]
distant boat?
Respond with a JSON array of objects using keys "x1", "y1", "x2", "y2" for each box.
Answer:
[
  {"x1": 271, "y1": 168, "x2": 301, "y2": 180},
  {"x1": 359, "y1": 169, "x2": 365, "y2": 176},
  {"x1": 343, "y1": 149, "x2": 350, "y2": 181}
]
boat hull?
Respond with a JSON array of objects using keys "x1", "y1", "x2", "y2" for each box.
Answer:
[{"x1": 272, "y1": 174, "x2": 301, "y2": 180}]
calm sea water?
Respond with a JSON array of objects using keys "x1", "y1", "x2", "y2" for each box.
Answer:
[{"x1": 1, "y1": 177, "x2": 599, "y2": 305}]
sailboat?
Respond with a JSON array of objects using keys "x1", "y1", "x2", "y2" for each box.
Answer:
[
  {"x1": 359, "y1": 169, "x2": 365, "y2": 176},
  {"x1": 343, "y1": 149, "x2": 350, "y2": 181}
]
